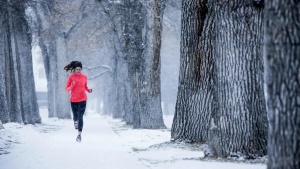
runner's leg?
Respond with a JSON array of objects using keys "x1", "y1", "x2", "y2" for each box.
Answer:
[
  {"x1": 71, "y1": 102, "x2": 79, "y2": 129},
  {"x1": 77, "y1": 101, "x2": 87, "y2": 132}
]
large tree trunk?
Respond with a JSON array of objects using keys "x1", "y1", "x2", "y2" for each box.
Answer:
[
  {"x1": 209, "y1": 1, "x2": 267, "y2": 157},
  {"x1": 122, "y1": 0, "x2": 166, "y2": 129},
  {"x1": 171, "y1": 0, "x2": 212, "y2": 142},
  {"x1": 45, "y1": 36, "x2": 70, "y2": 119},
  {"x1": 139, "y1": 0, "x2": 166, "y2": 129},
  {"x1": 6, "y1": 1, "x2": 23, "y2": 123},
  {"x1": 11, "y1": 1, "x2": 41, "y2": 124},
  {"x1": 122, "y1": 0, "x2": 144, "y2": 127},
  {"x1": 264, "y1": 1, "x2": 300, "y2": 168},
  {"x1": 0, "y1": 0, "x2": 41, "y2": 124},
  {"x1": 56, "y1": 36, "x2": 70, "y2": 119},
  {"x1": 0, "y1": 0, "x2": 11, "y2": 123},
  {"x1": 45, "y1": 37, "x2": 58, "y2": 118}
]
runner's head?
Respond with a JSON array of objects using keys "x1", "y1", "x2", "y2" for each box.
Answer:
[{"x1": 63, "y1": 61, "x2": 82, "y2": 73}]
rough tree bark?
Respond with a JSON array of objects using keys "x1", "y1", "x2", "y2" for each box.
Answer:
[
  {"x1": 3, "y1": 0, "x2": 24, "y2": 123},
  {"x1": 0, "y1": 0, "x2": 41, "y2": 124},
  {"x1": 171, "y1": 0, "x2": 268, "y2": 158},
  {"x1": 208, "y1": 0, "x2": 267, "y2": 158},
  {"x1": 139, "y1": 0, "x2": 166, "y2": 128},
  {"x1": 122, "y1": 0, "x2": 144, "y2": 127},
  {"x1": 122, "y1": 0, "x2": 166, "y2": 128},
  {"x1": 119, "y1": 0, "x2": 139, "y2": 125},
  {"x1": 171, "y1": 0, "x2": 213, "y2": 142},
  {"x1": 264, "y1": 1, "x2": 300, "y2": 168},
  {"x1": 0, "y1": 0, "x2": 11, "y2": 123},
  {"x1": 10, "y1": 0, "x2": 41, "y2": 124}
]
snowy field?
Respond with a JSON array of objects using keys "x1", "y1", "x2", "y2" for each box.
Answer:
[{"x1": 0, "y1": 108, "x2": 267, "y2": 169}]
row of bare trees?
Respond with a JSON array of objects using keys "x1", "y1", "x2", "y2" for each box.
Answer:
[
  {"x1": 27, "y1": 0, "x2": 167, "y2": 128},
  {"x1": 120, "y1": 0, "x2": 166, "y2": 128},
  {"x1": 171, "y1": 0, "x2": 299, "y2": 168},
  {"x1": 172, "y1": 0, "x2": 267, "y2": 158},
  {"x1": 0, "y1": 0, "x2": 41, "y2": 125},
  {"x1": 0, "y1": 0, "x2": 298, "y2": 167}
]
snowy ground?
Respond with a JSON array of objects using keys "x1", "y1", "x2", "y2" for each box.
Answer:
[{"x1": 0, "y1": 108, "x2": 267, "y2": 169}]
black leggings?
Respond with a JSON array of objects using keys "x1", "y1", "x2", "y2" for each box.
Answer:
[{"x1": 71, "y1": 101, "x2": 86, "y2": 132}]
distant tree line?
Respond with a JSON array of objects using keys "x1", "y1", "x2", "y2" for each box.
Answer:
[
  {"x1": 95, "y1": 0, "x2": 167, "y2": 129},
  {"x1": 27, "y1": 0, "x2": 167, "y2": 129}
]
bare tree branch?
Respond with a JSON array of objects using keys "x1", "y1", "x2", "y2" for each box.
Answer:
[
  {"x1": 88, "y1": 70, "x2": 112, "y2": 80},
  {"x1": 84, "y1": 65, "x2": 112, "y2": 71}
]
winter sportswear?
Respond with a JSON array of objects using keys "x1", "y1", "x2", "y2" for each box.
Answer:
[
  {"x1": 71, "y1": 101, "x2": 86, "y2": 132},
  {"x1": 66, "y1": 73, "x2": 90, "y2": 102},
  {"x1": 74, "y1": 121, "x2": 78, "y2": 130},
  {"x1": 73, "y1": 61, "x2": 82, "y2": 69}
]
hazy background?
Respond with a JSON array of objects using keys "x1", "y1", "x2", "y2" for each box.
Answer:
[{"x1": 32, "y1": 1, "x2": 181, "y2": 115}]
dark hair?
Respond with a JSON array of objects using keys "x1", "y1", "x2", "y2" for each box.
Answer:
[
  {"x1": 252, "y1": 0, "x2": 264, "y2": 8},
  {"x1": 63, "y1": 61, "x2": 82, "y2": 72}
]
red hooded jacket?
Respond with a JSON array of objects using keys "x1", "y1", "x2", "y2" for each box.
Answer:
[{"x1": 66, "y1": 73, "x2": 90, "y2": 102}]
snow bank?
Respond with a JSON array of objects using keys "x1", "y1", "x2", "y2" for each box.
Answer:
[{"x1": 0, "y1": 109, "x2": 267, "y2": 169}]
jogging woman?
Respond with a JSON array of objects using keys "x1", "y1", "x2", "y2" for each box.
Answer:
[{"x1": 64, "y1": 61, "x2": 92, "y2": 142}]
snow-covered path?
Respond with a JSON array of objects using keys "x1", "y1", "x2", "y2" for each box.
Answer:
[
  {"x1": 0, "y1": 113, "x2": 149, "y2": 169},
  {"x1": 0, "y1": 109, "x2": 267, "y2": 169}
]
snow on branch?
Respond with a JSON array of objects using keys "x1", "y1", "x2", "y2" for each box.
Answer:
[
  {"x1": 108, "y1": 0, "x2": 123, "y2": 4},
  {"x1": 88, "y1": 70, "x2": 112, "y2": 80},
  {"x1": 83, "y1": 65, "x2": 112, "y2": 71},
  {"x1": 29, "y1": 0, "x2": 66, "y2": 16}
]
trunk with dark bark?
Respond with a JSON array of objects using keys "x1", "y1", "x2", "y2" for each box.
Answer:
[
  {"x1": 139, "y1": 0, "x2": 166, "y2": 129},
  {"x1": 209, "y1": 0, "x2": 267, "y2": 158},
  {"x1": 171, "y1": 0, "x2": 212, "y2": 142},
  {"x1": 172, "y1": 0, "x2": 268, "y2": 158},
  {"x1": 11, "y1": 1, "x2": 41, "y2": 124},
  {"x1": 0, "y1": 0, "x2": 41, "y2": 124},
  {"x1": 122, "y1": 0, "x2": 166, "y2": 129},
  {"x1": 0, "y1": 0, "x2": 11, "y2": 123},
  {"x1": 122, "y1": 0, "x2": 144, "y2": 127},
  {"x1": 264, "y1": 1, "x2": 300, "y2": 168}
]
